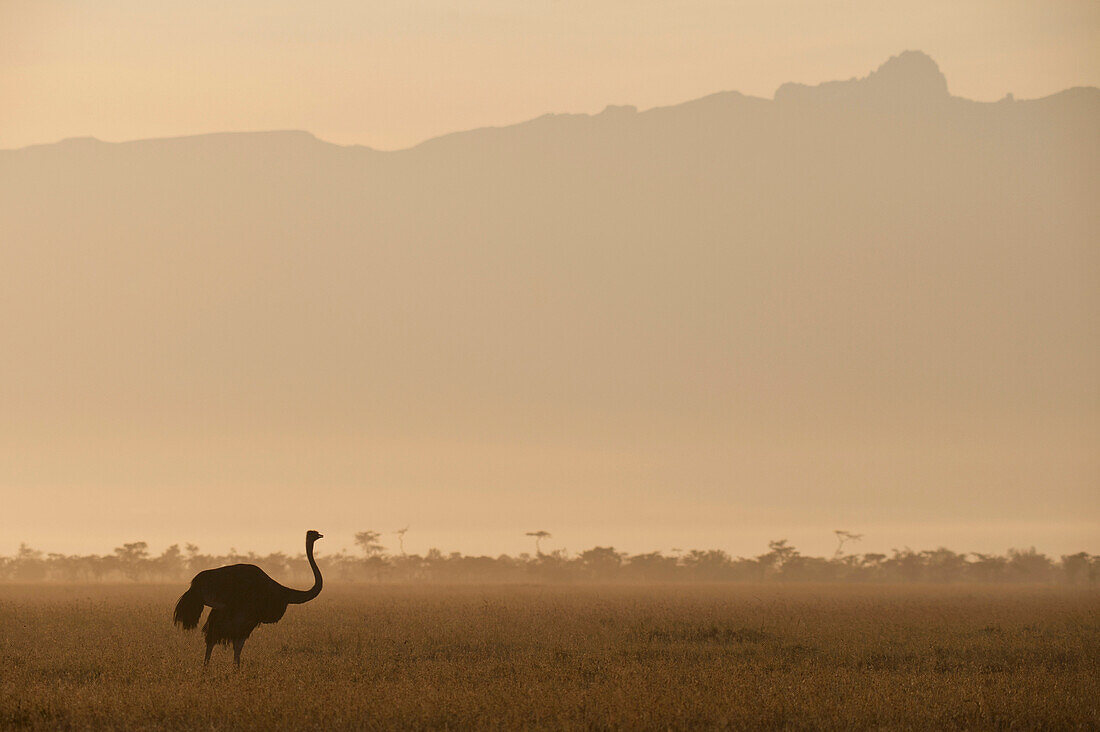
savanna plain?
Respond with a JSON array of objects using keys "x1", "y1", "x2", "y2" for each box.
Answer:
[{"x1": 1, "y1": 584, "x2": 1097, "y2": 730}]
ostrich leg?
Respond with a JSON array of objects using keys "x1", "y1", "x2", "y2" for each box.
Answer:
[
  {"x1": 233, "y1": 638, "x2": 246, "y2": 667},
  {"x1": 204, "y1": 641, "x2": 214, "y2": 667}
]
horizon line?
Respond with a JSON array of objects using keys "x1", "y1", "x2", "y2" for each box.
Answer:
[{"x1": 5, "y1": 51, "x2": 1097, "y2": 155}]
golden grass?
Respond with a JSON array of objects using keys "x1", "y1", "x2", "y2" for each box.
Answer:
[{"x1": 1, "y1": 583, "x2": 1096, "y2": 730}]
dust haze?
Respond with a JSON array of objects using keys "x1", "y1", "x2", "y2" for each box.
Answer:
[{"x1": 1, "y1": 41, "x2": 1097, "y2": 558}]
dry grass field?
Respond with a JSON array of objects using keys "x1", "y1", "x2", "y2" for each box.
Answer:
[{"x1": 1, "y1": 583, "x2": 1097, "y2": 730}]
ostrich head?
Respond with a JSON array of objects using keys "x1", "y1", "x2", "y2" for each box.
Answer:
[{"x1": 306, "y1": 530, "x2": 324, "y2": 543}]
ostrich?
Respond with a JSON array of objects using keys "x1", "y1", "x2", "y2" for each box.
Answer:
[{"x1": 173, "y1": 530, "x2": 324, "y2": 668}]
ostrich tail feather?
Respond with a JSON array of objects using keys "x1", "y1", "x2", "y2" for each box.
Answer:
[{"x1": 173, "y1": 585, "x2": 204, "y2": 630}]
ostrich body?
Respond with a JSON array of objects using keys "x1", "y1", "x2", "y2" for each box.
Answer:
[{"x1": 173, "y1": 530, "x2": 323, "y2": 667}]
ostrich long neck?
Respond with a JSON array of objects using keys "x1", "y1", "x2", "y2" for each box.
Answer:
[{"x1": 286, "y1": 539, "x2": 323, "y2": 604}]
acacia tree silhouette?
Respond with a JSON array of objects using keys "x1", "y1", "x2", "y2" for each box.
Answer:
[
  {"x1": 354, "y1": 531, "x2": 384, "y2": 557},
  {"x1": 833, "y1": 530, "x2": 863, "y2": 559},
  {"x1": 394, "y1": 527, "x2": 409, "y2": 556},
  {"x1": 114, "y1": 542, "x2": 149, "y2": 581},
  {"x1": 526, "y1": 531, "x2": 551, "y2": 556},
  {"x1": 173, "y1": 530, "x2": 324, "y2": 668}
]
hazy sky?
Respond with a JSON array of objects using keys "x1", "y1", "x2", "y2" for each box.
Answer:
[
  {"x1": 2, "y1": 0, "x2": 1098, "y2": 151},
  {"x1": 1, "y1": 1, "x2": 1097, "y2": 560}
]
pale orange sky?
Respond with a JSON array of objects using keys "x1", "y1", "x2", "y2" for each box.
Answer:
[
  {"x1": 1, "y1": 1, "x2": 1098, "y2": 561},
  {"x1": 2, "y1": 0, "x2": 1098, "y2": 151}
]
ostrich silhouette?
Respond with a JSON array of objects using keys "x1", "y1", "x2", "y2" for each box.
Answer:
[{"x1": 173, "y1": 530, "x2": 324, "y2": 668}]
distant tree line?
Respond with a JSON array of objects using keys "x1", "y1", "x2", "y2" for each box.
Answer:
[{"x1": 2, "y1": 535, "x2": 1097, "y2": 585}]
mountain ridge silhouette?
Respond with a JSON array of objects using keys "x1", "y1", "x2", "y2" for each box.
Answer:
[
  {"x1": 775, "y1": 50, "x2": 950, "y2": 106},
  {"x1": 0, "y1": 51, "x2": 1095, "y2": 533},
  {"x1": 4, "y1": 51, "x2": 1096, "y2": 154}
]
